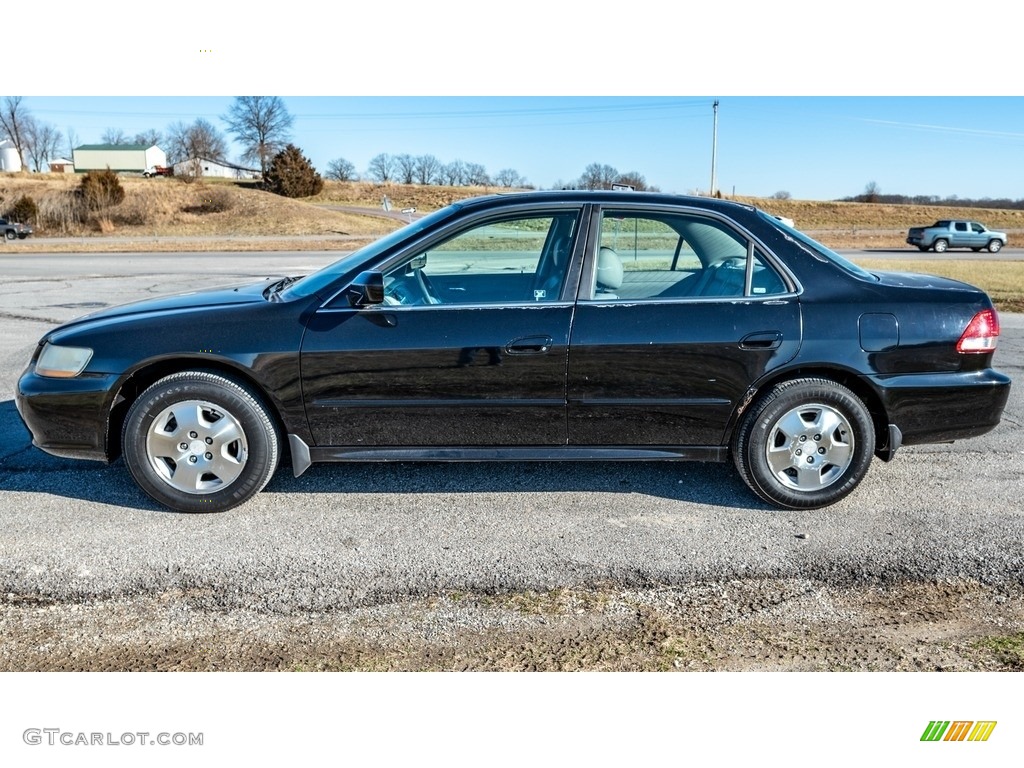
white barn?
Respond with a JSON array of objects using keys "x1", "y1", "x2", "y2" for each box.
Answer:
[
  {"x1": 173, "y1": 157, "x2": 260, "y2": 179},
  {"x1": 72, "y1": 144, "x2": 166, "y2": 173}
]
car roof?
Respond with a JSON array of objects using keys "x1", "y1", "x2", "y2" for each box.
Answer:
[{"x1": 450, "y1": 189, "x2": 760, "y2": 216}]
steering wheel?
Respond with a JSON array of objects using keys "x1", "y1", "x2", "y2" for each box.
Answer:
[{"x1": 384, "y1": 268, "x2": 440, "y2": 306}]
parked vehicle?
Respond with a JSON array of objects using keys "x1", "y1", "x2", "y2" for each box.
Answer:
[
  {"x1": 906, "y1": 220, "x2": 1007, "y2": 253},
  {"x1": 15, "y1": 191, "x2": 1011, "y2": 513},
  {"x1": 0, "y1": 218, "x2": 32, "y2": 240},
  {"x1": 142, "y1": 166, "x2": 173, "y2": 178}
]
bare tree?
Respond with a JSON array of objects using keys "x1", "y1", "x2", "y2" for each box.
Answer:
[
  {"x1": 366, "y1": 153, "x2": 395, "y2": 182},
  {"x1": 0, "y1": 96, "x2": 30, "y2": 170},
  {"x1": 325, "y1": 157, "x2": 356, "y2": 181},
  {"x1": 441, "y1": 160, "x2": 466, "y2": 186},
  {"x1": 772, "y1": 190, "x2": 792, "y2": 200},
  {"x1": 24, "y1": 118, "x2": 63, "y2": 172},
  {"x1": 165, "y1": 119, "x2": 228, "y2": 169},
  {"x1": 862, "y1": 181, "x2": 881, "y2": 203},
  {"x1": 415, "y1": 154, "x2": 441, "y2": 185},
  {"x1": 133, "y1": 129, "x2": 163, "y2": 147},
  {"x1": 221, "y1": 96, "x2": 294, "y2": 180},
  {"x1": 463, "y1": 162, "x2": 490, "y2": 186},
  {"x1": 614, "y1": 171, "x2": 648, "y2": 191},
  {"x1": 494, "y1": 168, "x2": 525, "y2": 188},
  {"x1": 65, "y1": 127, "x2": 79, "y2": 159},
  {"x1": 578, "y1": 163, "x2": 619, "y2": 190},
  {"x1": 394, "y1": 153, "x2": 416, "y2": 184},
  {"x1": 101, "y1": 127, "x2": 130, "y2": 145}
]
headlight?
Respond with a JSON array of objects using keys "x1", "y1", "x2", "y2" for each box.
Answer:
[{"x1": 35, "y1": 343, "x2": 93, "y2": 378}]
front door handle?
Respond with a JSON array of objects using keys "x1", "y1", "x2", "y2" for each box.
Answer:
[
  {"x1": 740, "y1": 331, "x2": 783, "y2": 350},
  {"x1": 506, "y1": 335, "x2": 553, "y2": 355}
]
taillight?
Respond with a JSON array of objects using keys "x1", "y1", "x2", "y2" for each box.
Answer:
[{"x1": 956, "y1": 308, "x2": 1000, "y2": 353}]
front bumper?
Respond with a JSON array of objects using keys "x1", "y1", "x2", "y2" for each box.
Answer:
[{"x1": 15, "y1": 367, "x2": 121, "y2": 462}]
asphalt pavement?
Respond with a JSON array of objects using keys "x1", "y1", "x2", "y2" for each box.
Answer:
[{"x1": 0, "y1": 252, "x2": 1021, "y2": 613}]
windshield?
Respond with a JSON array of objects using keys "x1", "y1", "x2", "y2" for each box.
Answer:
[
  {"x1": 758, "y1": 210, "x2": 878, "y2": 282},
  {"x1": 281, "y1": 205, "x2": 461, "y2": 299}
]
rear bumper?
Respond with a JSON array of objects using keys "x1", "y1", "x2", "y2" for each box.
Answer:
[{"x1": 869, "y1": 368, "x2": 1011, "y2": 445}]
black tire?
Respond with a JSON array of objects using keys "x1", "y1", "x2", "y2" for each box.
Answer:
[
  {"x1": 917, "y1": 246, "x2": 929, "y2": 252},
  {"x1": 17, "y1": 233, "x2": 27, "y2": 240},
  {"x1": 988, "y1": 240, "x2": 1003, "y2": 253},
  {"x1": 4, "y1": 230, "x2": 15, "y2": 241},
  {"x1": 122, "y1": 371, "x2": 279, "y2": 513},
  {"x1": 731, "y1": 378, "x2": 875, "y2": 509},
  {"x1": 971, "y1": 247, "x2": 982, "y2": 252},
  {"x1": 932, "y1": 239, "x2": 948, "y2": 253}
]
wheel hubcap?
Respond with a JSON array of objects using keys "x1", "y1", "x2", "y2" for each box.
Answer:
[
  {"x1": 145, "y1": 400, "x2": 248, "y2": 494},
  {"x1": 765, "y1": 403, "x2": 854, "y2": 491}
]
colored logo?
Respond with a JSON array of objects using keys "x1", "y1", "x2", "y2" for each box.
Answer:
[{"x1": 921, "y1": 721, "x2": 997, "y2": 742}]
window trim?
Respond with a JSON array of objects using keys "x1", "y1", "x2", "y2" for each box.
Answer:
[
  {"x1": 321, "y1": 203, "x2": 588, "y2": 310},
  {"x1": 577, "y1": 204, "x2": 799, "y2": 304}
]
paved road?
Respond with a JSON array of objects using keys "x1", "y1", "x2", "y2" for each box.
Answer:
[{"x1": 0, "y1": 252, "x2": 1021, "y2": 614}]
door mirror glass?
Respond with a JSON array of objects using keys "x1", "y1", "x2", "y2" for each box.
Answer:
[{"x1": 346, "y1": 270, "x2": 385, "y2": 307}]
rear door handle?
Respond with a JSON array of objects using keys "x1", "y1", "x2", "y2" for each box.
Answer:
[
  {"x1": 506, "y1": 335, "x2": 553, "y2": 355},
  {"x1": 740, "y1": 331, "x2": 783, "y2": 350}
]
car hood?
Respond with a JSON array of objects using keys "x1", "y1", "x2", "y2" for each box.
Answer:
[{"x1": 54, "y1": 277, "x2": 282, "y2": 331}]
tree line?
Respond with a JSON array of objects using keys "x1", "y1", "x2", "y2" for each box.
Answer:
[{"x1": 839, "y1": 181, "x2": 1024, "y2": 210}]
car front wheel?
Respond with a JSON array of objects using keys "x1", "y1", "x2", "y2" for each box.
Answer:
[
  {"x1": 122, "y1": 371, "x2": 280, "y2": 513},
  {"x1": 988, "y1": 240, "x2": 1003, "y2": 253},
  {"x1": 732, "y1": 378, "x2": 875, "y2": 509}
]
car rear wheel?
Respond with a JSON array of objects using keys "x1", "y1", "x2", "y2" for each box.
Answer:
[
  {"x1": 122, "y1": 371, "x2": 279, "y2": 513},
  {"x1": 988, "y1": 240, "x2": 1003, "y2": 253},
  {"x1": 4, "y1": 230, "x2": 14, "y2": 241},
  {"x1": 732, "y1": 378, "x2": 875, "y2": 509},
  {"x1": 932, "y1": 239, "x2": 948, "y2": 253}
]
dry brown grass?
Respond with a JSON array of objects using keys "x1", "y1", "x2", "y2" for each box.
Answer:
[{"x1": 6, "y1": 173, "x2": 1024, "y2": 244}]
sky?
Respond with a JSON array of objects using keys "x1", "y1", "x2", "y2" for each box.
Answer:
[
  {"x1": 15, "y1": 95, "x2": 1024, "y2": 201},
  {"x1": 9, "y1": 0, "x2": 1024, "y2": 203}
]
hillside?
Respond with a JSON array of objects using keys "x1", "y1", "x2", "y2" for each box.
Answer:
[{"x1": 3, "y1": 174, "x2": 1024, "y2": 250}]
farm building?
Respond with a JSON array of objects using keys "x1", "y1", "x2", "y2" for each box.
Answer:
[
  {"x1": 48, "y1": 158, "x2": 74, "y2": 173},
  {"x1": 173, "y1": 157, "x2": 261, "y2": 179},
  {"x1": 72, "y1": 144, "x2": 166, "y2": 174},
  {"x1": 0, "y1": 139, "x2": 23, "y2": 172}
]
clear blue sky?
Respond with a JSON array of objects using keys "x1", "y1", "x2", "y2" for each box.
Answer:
[
  {"x1": 20, "y1": 95, "x2": 1024, "y2": 201},
  {"x1": 10, "y1": 1, "x2": 1024, "y2": 202}
]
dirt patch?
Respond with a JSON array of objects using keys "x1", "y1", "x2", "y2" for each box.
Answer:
[{"x1": 2, "y1": 579, "x2": 1020, "y2": 671}]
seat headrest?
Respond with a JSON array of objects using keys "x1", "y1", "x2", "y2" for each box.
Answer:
[{"x1": 597, "y1": 246, "x2": 624, "y2": 290}]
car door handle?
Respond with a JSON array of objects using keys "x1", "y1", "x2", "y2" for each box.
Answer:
[
  {"x1": 739, "y1": 331, "x2": 783, "y2": 350},
  {"x1": 506, "y1": 335, "x2": 553, "y2": 355}
]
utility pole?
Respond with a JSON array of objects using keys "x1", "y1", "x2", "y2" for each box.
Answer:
[{"x1": 710, "y1": 99, "x2": 719, "y2": 197}]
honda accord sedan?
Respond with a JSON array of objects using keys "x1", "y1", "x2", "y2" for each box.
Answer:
[{"x1": 15, "y1": 191, "x2": 1011, "y2": 513}]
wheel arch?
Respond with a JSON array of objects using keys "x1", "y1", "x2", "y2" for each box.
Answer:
[
  {"x1": 106, "y1": 356, "x2": 289, "y2": 463},
  {"x1": 731, "y1": 365, "x2": 890, "y2": 455}
]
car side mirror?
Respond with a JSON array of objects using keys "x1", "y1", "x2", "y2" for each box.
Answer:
[{"x1": 345, "y1": 270, "x2": 385, "y2": 307}]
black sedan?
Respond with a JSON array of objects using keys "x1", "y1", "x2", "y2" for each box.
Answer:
[{"x1": 15, "y1": 191, "x2": 1011, "y2": 513}]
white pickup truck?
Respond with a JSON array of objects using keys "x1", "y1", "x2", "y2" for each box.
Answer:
[{"x1": 906, "y1": 220, "x2": 1007, "y2": 253}]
